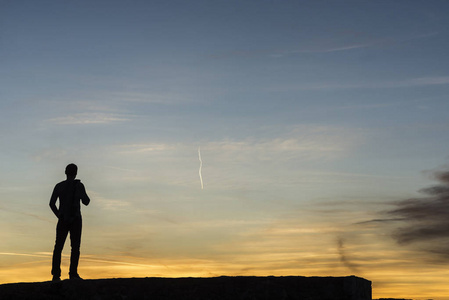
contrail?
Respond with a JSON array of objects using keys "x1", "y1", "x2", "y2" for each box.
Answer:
[{"x1": 198, "y1": 146, "x2": 204, "y2": 189}]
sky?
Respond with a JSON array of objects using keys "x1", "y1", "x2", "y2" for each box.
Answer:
[{"x1": 1, "y1": 0, "x2": 449, "y2": 298}]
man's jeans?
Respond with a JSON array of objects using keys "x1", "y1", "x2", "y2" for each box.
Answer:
[{"x1": 51, "y1": 216, "x2": 82, "y2": 277}]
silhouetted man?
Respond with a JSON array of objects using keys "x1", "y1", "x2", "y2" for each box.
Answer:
[{"x1": 49, "y1": 163, "x2": 90, "y2": 282}]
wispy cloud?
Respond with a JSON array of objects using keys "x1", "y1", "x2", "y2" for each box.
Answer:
[
  {"x1": 0, "y1": 252, "x2": 160, "y2": 269},
  {"x1": 405, "y1": 76, "x2": 449, "y2": 86},
  {"x1": 95, "y1": 196, "x2": 131, "y2": 211},
  {"x1": 301, "y1": 31, "x2": 438, "y2": 55},
  {"x1": 354, "y1": 218, "x2": 405, "y2": 226},
  {"x1": 0, "y1": 252, "x2": 51, "y2": 258},
  {"x1": 211, "y1": 31, "x2": 438, "y2": 58},
  {"x1": 100, "y1": 125, "x2": 363, "y2": 189},
  {"x1": 105, "y1": 91, "x2": 193, "y2": 105},
  {"x1": 47, "y1": 112, "x2": 129, "y2": 125},
  {"x1": 0, "y1": 207, "x2": 53, "y2": 223},
  {"x1": 267, "y1": 76, "x2": 449, "y2": 92},
  {"x1": 31, "y1": 147, "x2": 68, "y2": 162},
  {"x1": 203, "y1": 126, "x2": 361, "y2": 162},
  {"x1": 112, "y1": 126, "x2": 361, "y2": 165},
  {"x1": 116, "y1": 143, "x2": 177, "y2": 154}
]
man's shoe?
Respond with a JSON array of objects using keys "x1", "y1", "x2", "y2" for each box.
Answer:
[
  {"x1": 69, "y1": 274, "x2": 83, "y2": 280},
  {"x1": 52, "y1": 276, "x2": 61, "y2": 282}
]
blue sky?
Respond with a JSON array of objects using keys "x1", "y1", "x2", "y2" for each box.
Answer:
[{"x1": 2, "y1": 1, "x2": 449, "y2": 298}]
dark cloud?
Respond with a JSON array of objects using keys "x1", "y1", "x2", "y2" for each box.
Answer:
[
  {"x1": 384, "y1": 169, "x2": 449, "y2": 257},
  {"x1": 354, "y1": 218, "x2": 404, "y2": 225}
]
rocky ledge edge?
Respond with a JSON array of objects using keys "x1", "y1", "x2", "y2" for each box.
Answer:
[{"x1": 0, "y1": 275, "x2": 372, "y2": 300}]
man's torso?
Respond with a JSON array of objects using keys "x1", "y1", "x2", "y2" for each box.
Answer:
[{"x1": 55, "y1": 179, "x2": 83, "y2": 220}]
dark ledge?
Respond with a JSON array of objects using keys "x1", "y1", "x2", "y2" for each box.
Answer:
[{"x1": 0, "y1": 275, "x2": 372, "y2": 300}]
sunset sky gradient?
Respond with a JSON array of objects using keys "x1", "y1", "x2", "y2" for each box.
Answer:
[{"x1": 2, "y1": 1, "x2": 449, "y2": 299}]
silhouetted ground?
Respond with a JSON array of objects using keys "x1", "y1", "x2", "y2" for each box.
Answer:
[
  {"x1": 0, "y1": 276, "x2": 371, "y2": 300},
  {"x1": 374, "y1": 298, "x2": 413, "y2": 300}
]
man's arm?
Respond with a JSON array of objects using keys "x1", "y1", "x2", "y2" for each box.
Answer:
[
  {"x1": 49, "y1": 185, "x2": 59, "y2": 218},
  {"x1": 79, "y1": 183, "x2": 90, "y2": 206}
]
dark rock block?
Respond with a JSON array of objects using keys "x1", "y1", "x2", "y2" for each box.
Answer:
[{"x1": 0, "y1": 276, "x2": 371, "y2": 300}]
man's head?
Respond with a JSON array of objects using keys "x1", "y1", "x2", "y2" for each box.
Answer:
[{"x1": 65, "y1": 163, "x2": 78, "y2": 178}]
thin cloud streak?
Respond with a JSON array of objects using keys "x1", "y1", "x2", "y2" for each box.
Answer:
[
  {"x1": 0, "y1": 252, "x2": 50, "y2": 258},
  {"x1": 203, "y1": 128, "x2": 361, "y2": 161},
  {"x1": 0, "y1": 252, "x2": 162, "y2": 270},
  {"x1": 47, "y1": 112, "x2": 129, "y2": 125},
  {"x1": 105, "y1": 91, "x2": 196, "y2": 105},
  {"x1": 354, "y1": 218, "x2": 405, "y2": 226},
  {"x1": 267, "y1": 76, "x2": 449, "y2": 92},
  {"x1": 0, "y1": 207, "x2": 53, "y2": 223},
  {"x1": 212, "y1": 31, "x2": 438, "y2": 58},
  {"x1": 116, "y1": 143, "x2": 176, "y2": 154}
]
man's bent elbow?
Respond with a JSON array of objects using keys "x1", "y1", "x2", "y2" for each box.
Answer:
[
  {"x1": 49, "y1": 203, "x2": 58, "y2": 217},
  {"x1": 82, "y1": 197, "x2": 90, "y2": 206}
]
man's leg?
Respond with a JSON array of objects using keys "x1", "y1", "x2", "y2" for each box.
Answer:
[
  {"x1": 52, "y1": 219, "x2": 69, "y2": 279},
  {"x1": 69, "y1": 216, "x2": 82, "y2": 278}
]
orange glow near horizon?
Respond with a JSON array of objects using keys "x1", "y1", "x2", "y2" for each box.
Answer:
[{"x1": 2, "y1": 252, "x2": 449, "y2": 299}]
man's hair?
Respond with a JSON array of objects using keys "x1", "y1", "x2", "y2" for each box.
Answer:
[{"x1": 65, "y1": 163, "x2": 78, "y2": 177}]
